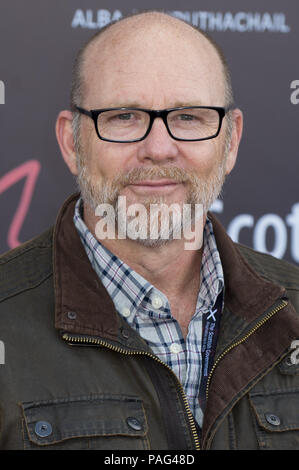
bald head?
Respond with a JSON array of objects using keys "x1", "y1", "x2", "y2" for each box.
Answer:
[{"x1": 70, "y1": 11, "x2": 233, "y2": 111}]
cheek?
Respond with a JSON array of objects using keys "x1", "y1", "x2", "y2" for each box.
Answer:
[
  {"x1": 183, "y1": 140, "x2": 224, "y2": 176},
  {"x1": 87, "y1": 140, "x2": 138, "y2": 181},
  {"x1": 84, "y1": 140, "x2": 116, "y2": 176}
]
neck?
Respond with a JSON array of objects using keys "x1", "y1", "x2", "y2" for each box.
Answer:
[{"x1": 83, "y1": 202, "x2": 205, "y2": 299}]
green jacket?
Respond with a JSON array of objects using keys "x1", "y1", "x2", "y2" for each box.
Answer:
[{"x1": 0, "y1": 193, "x2": 299, "y2": 450}]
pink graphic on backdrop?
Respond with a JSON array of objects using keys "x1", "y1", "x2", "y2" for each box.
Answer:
[{"x1": 0, "y1": 160, "x2": 41, "y2": 248}]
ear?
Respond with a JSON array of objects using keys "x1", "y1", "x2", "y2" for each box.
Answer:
[
  {"x1": 225, "y1": 108, "x2": 243, "y2": 175},
  {"x1": 55, "y1": 110, "x2": 79, "y2": 176}
]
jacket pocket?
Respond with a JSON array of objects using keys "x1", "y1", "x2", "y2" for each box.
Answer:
[
  {"x1": 249, "y1": 391, "x2": 299, "y2": 450},
  {"x1": 20, "y1": 394, "x2": 149, "y2": 450}
]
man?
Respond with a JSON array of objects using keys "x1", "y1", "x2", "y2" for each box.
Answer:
[{"x1": 0, "y1": 11, "x2": 299, "y2": 450}]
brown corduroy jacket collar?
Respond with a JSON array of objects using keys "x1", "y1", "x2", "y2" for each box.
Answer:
[{"x1": 53, "y1": 193, "x2": 299, "y2": 447}]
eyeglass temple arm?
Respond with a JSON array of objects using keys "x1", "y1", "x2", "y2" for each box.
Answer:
[
  {"x1": 225, "y1": 103, "x2": 236, "y2": 113},
  {"x1": 74, "y1": 106, "x2": 92, "y2": 117}
]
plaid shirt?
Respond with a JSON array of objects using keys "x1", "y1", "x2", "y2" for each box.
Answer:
[{"x1": 73, "y1": 197, "x2": 224, "y2": 428}]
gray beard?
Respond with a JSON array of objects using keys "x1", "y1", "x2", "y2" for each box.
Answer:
[{"x1": 76, "y1": 161, "x2": 226, "y2": 247}]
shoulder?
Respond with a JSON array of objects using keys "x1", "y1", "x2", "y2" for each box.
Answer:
[
  {"x1": 236, "y1": 243, "x2": 299, "y2": 288},
  {"x1": 0, "y1": 227, "x2": 54, "y2": 303},
  {"x1": 236, "y1": 242, "x2": 299, "y2": 311}
]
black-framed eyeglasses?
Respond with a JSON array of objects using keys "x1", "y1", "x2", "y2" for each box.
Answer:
[{"x1": 75, "y1": 105, "x2": 233, "y2": 143}]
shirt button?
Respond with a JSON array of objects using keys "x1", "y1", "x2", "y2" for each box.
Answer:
[
  {"x1": 35, "y1": 421, "x2": 53, "y2": 438},
  {"x1": 170, "y1": 343, "x2": 182, "y2": 354},
  {"x1": 152, "y1": 295, "x2": 163, "y2": 309},
  {"x1": 122, "y1": 307, "x2": 131, "y2": 318},
  {"x1": 265, "y1": 413, "x2": 281, "y2": 426}
]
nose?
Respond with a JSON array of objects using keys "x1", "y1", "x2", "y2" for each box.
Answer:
[{"x1": 136, "y1": 117, "x2": 179, "y2": 164}]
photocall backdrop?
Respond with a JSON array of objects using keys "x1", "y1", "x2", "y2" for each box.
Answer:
[{"x1": 0, "y1": 0, "x2": 298, "y2": 265}]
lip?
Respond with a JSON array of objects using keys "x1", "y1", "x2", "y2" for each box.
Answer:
[
  {"x1": 130, "y1": 179, "x2": 181, "y2": 187},
  {"x1": 127, "y1": 180, "x2": 183, "y2": 194}
]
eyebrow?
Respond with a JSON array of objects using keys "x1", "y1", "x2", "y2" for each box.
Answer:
[
  {"x1": 100, "y1": 102, "x2": 141, "y2": 109},
  {"x1": 171, "y1": 101, "x2": 205, "y2": 108},
  {"x1": 96, "y1": 101, "x2": 205, "y2": 109}
]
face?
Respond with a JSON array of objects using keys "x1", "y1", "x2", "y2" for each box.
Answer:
[{"x1": 75, "y1": 22, "x2": 233, "y2": 244}]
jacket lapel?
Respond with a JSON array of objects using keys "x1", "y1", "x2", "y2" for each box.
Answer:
[
  {"x1": 202, "y1": 213, "x2": 299, "y2": 448},
  {"x1": 53, "y1": 193, "x2": 120, "y2": 341}
]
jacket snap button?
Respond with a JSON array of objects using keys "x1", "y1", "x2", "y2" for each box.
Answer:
[
  {"x1": 67, "y1": 311, "x2": 77, "y2": 320},
  {"x1": 126, "y1": 417, "x2": 143, "y2": 431},
  {"x1": 121, "y1": 329, "x2": 130, "y2": 339},
  {"x1": 265, "y1": 413, "x2": 281, "y2": 426},
  {"x1": 35, "y1": 421, "x2": 53, "y2": 437}
]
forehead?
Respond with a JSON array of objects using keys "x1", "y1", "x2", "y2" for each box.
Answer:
[{"x1": 82, "y1": 18, "x2": 226, "y2": 108}]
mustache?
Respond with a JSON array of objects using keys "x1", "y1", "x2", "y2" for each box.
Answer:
[{"x1": 113, "y1": 167, "x2": 196, "y2": 188}]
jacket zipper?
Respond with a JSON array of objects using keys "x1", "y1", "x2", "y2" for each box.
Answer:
[
  {"x1": 62, "y1": 332, "x2": 201, "y2": 450},
  {"x1": 203, "y1": 297, "x2": 288, "y2": 447},
  {"x1": 62, "y1": 297, "x2": 287, "y2": 451}
]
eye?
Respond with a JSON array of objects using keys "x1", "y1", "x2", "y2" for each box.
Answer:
[
  {"x1": 104, "y1": 111, "x2": 139, "y2": 127},
  {"x1": 113, "y1": 112, "x2": 134, "y2": 121},
  {"x1": 177, "y1": 114, "x2": 197, "y2": 121}
]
